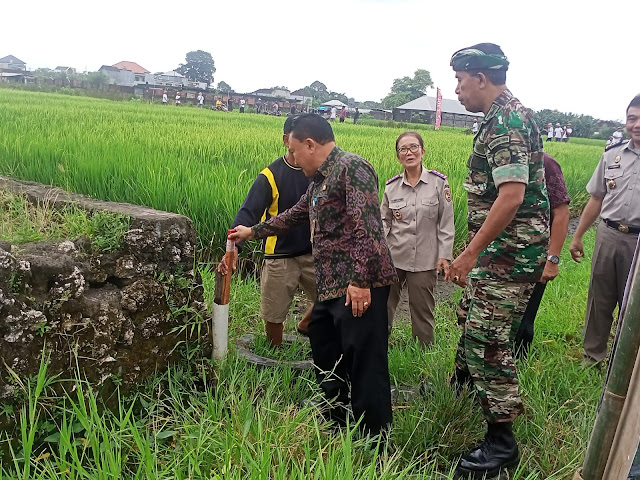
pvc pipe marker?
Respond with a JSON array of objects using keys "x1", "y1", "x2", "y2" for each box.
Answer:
[{"x1": 212, "y1": 229, "x2": 236, "y2": 359}]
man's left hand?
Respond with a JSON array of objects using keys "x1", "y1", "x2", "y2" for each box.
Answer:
[
  {"x1": 345, "y1": 285, "x2": 371, "y2": 317},
  {"x1": 540, "y1": 262, "x2": 559, "y2": 283},
  {"x1": 446, "y1": 251, "x2": 477, "y2": 287}
]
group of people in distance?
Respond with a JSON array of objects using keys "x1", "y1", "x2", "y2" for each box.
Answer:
[
  {"x1": 160, "y1": 89, "x2": 364, "y2": 124},
  {"x1": 328, "y1": 105, "x2": 353, "y2": 123},
  {"x1": 220, "y1": 41, "x2": 640, "y2": 479},
  {"x1": 161, "y1": 90, "x2": 206, "y2": 108},
  {"x1": 545, "y1": 122, "x2": 573, "y2": 142},
  {"x1": 161, "y1": 90, "x2": 292, "y2": 115}
]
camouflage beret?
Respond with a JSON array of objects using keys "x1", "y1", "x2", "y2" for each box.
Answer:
[{"x1": 450, "y1": 48, "x2": 509, "y2": 72}]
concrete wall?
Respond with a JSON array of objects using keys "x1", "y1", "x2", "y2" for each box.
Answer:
[{"x1": 0, "y1": 177, "x2": 209, "y2": 403}]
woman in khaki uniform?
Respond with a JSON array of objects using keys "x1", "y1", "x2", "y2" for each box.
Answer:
[{"x1": 381, "y1": 132, "x2": 455, "y2": 347}]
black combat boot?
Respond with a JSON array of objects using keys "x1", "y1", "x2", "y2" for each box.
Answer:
[
  {"x1": 456, "y1": 422, "x2": 519, "y2": 479},
  {"x1": 450, "y1": 368, "x2": 473, "y2": 395}
]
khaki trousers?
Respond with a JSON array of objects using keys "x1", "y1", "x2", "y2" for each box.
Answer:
[
  {"x1": 584, "y1": 222, "x2": 639, "y2": 362},
  {"x1": 260, "y1": 254, "x2": 316, "y2": 324},
  {"x1": 387, "y1": 269, "x2": 437, "y2": 347}
]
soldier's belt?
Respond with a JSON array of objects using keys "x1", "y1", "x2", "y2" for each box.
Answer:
[{"x1": 604, "y1": 219, "x2": 640, "y2": 235}]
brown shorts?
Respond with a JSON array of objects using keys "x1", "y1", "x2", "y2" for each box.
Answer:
[{"x1": 260, "y1": 254, "x2": 316, "y2": 324}]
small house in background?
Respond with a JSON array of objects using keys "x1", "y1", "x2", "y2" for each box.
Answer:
[
  {"x1": 250, "y1": 87, "x2": 291, "y2": 98},
  {"x1": 112, "y1": 61, "x2": 149, "y2": 74},
  {"x1": 54, "y1": 66, "x2": 76, "y2": 74},
  {"x1": 290, "y1": 89, "x2": 313, "y2": 107},
  {"x1": 393, "y1": 94, "x2": 482, "y2": 127},
  {"x1": 99, "y1": 61, "x2": 154, "y2": 87},
  {"x1": 0, "y1": 55, "x2": 26, "y2": 71},
  {"x1": 368, "y1": 108, "x2": 393, "y2": 121},
  {"x1": 112, "y1": 61, "x2": 150, "y2": 83},
  {"x1": 154, "y1": 71, "x2": 186, "y2": 88},
  {"x1": 99, "y1": 65, "x2": 133, "y2": 86},
  {"x1": 0, "y1": 55, "x2": 33, "y2": 83}
]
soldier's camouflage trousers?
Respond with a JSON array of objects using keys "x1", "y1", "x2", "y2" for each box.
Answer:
[{"x1": 455, "y1": 278, "x2": 536, "y2": 423}]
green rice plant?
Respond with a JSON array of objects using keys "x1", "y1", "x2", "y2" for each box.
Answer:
[{"x1": 0, "y1": 90, "x2": 603, "y2": 259}]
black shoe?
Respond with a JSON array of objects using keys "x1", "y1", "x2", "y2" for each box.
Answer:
[
  {"x1": 451, "y1": 368, "x2": 473, "y2": 396},
  {"x1": 299, "y1": 397, "x2": 349, "y2": 428},
  {"x1": 456, "y1": 422, "x2": 519, "y2": 479}
]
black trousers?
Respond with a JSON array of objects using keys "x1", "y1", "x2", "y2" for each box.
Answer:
[
  {"x1": 514, "y1": 281, "x2": 547, "y2": 358},
  {"x1": 308, "y1": 285, "x2": 392, "y2": 435}
]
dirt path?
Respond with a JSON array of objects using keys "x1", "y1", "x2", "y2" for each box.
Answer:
[{"x1": 393, "y1": 276, "x2": 458, "y2": 321}]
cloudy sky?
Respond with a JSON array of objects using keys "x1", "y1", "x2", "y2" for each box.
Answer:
[{"x1": 3, "y1": 0, "x2": 636, "y2": 121}]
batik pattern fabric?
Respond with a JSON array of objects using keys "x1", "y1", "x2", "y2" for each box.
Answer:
[{"x1": 252, "y1": 146, "x2": 398, "y2": 302}]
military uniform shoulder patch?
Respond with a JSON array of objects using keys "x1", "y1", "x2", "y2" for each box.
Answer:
[
  {"x1": 428, "y1": 169, "x2": 447, "y2": 180},
  {"x1": 605, "y1": 140, "x2": 629, "y2": 152},
  {"x1": 386, "y1": 174, "x2": 402, "y2": 185}
]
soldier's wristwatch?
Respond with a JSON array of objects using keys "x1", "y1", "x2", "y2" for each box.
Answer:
[{"x1": 547, "y1": 255, "x2": 560, "y2": 265}]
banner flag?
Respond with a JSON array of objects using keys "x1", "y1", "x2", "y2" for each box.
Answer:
[{"x1": 435, "y1": 87, "x2": 443, "y2": 131}]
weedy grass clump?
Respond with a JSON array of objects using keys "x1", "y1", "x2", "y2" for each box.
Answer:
[{"x1": 0, "y1": 190, "x2": 130, "y2": 252}]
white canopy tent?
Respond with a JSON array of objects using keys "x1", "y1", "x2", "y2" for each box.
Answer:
[{"x1": 320, "y1": 99, "x2": 347, "y2": 107}]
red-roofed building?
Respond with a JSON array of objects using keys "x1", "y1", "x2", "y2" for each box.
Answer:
[
  {"x1": 100, "y1": 61, "x2": 154, "y2": 86},
  {"x1": 112, "y1": 61, "x2": 149, "y2": 74}
]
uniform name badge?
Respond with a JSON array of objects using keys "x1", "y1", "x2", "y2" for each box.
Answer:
[{"x1": 608, "y1": 178, "x2": 617, "y2": 190}]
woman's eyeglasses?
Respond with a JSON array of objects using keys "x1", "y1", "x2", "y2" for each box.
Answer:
[{"x1": 397, "y1": 144, "x2": 421, "y2": 155}]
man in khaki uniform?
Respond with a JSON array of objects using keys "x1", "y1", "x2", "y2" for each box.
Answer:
[
  {"x1": 570, "y1": 94, "x2": 640, "y2": 365},
  {"x1": 381, "y1": 132, "x2": 455, "y2": 347}
]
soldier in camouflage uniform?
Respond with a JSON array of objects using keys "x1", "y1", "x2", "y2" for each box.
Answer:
[{"x1": 446, "y1": 43, "x2": 550, "y2": 479}]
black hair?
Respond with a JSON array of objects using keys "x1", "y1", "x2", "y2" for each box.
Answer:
[
  {"x1": 289, "y1": 113, "x2": 335, "y2": 145},
  {"x1": 627, "y1": 94, "x2": 640, "y2": 115},
  {"x1": 395, "y1": 131, "x2": 424, "y2": 152},
  {"x1": 473, "y1": 69, "x2": 506, "y2": 86},
  {"x1": 283, "y1": 114, "x2": 297, "y2": 134},
  {"x1": 461, "y1": 42, "x2": 507, "y2": 85}
]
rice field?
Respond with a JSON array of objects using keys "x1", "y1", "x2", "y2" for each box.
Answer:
[
  {"x1": 0, "y1": 89, "x2": 611, "y2": 478},
  {"x1": 0, "y1": 89, "x2": 605, "y2": 259}
]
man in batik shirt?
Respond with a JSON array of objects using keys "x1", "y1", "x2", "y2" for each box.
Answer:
[{"x1": 229, "y1": 113, "x2": 398, "y2": 437}]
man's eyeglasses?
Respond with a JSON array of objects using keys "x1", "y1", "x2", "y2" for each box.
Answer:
[{"x1": 397, "y1": 144, "x2": 421, "y2": 155}]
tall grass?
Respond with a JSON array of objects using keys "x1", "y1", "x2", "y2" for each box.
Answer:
[
  {"x1": 0, "y1": 90, "x2": 603, "y2": 258},
  {"x1": 0, "y1": 231, "x2": 604, "y2": 479}
]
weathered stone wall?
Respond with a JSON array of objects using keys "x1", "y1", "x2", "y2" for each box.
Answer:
[{"x1": 0, "y1": 177, "x2": 209, "y2": 401}]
